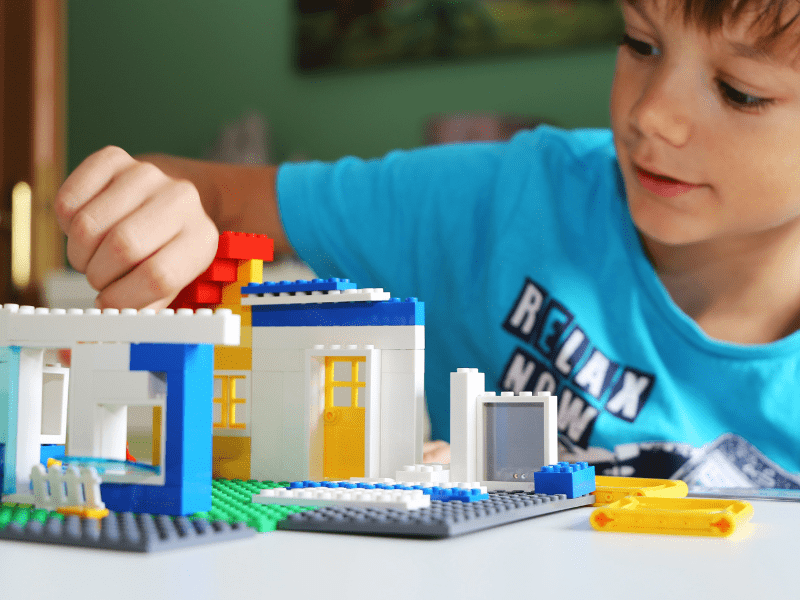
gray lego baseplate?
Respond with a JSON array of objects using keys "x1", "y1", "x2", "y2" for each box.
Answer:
[
  {"x1": 0, "y1": 511, "x2": 255, "y2": 552},
  {"x1": 277, "y1": 491, "x2": 594, "y2": 538}
]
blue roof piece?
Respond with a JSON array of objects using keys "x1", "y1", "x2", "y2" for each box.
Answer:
[
  {"x1": 252, "y1": 297, "x2": 424, "y2": 327},
  {"x1": 242, "y1": 278, "x2": 357, "y2": 295}
]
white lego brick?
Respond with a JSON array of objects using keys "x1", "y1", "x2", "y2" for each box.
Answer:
[
  {"x1": 282, "y1": 370, "x2": 308, "y2": 478},
  {"x1": 381, "y1": 349, "x2": 424, "y2": 374},
  {"x1": 252, "y1": 325, "x2": 423, "y2": 351},
  {"x1": 379, "y1": 371, "x2": 420, "y2": 478},
  {"x1": 243, "y1": 288, "x2": 391, "y2": 306},
  {"x1": 92, "y1": 371, "x2": 167, "y2": 406},
  {"x1": 476, "y1": 390, "x2": 557, "y2": 483},
  {"x1": 40, "y1": 364, "x2": 69, "y2": 445},
  {"x1": 252, "y1": 348, "x2": 303, "y2": 373},
  {"x1": 212, "y1": 370, "x2": 251, "y2": 437},
  {"x1": 349, "y1": 477, "x2": 397, "y2": 484},
  {"x1": 249, "y1": 371, "x2": 288, "y2": 481},
  {"x1": 449, "y1": 369, "x2": 485, "y2": 483},
  {"x1": 0, "y1": 305, "x2": 239, "y2": 347},
  {"x1": 395, "y1": 463, "x2": 450, "y2": 484},
  {"x1": 252, "y1": 487, "x2": 430, "y2": 510},
  {"x1": 14, "y1": 348, "x2": 44, "y2": 493}
]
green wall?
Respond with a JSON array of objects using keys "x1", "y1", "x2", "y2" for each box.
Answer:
[{"x1": 66, "y1": 1, "x2": 618, "y2": 171}]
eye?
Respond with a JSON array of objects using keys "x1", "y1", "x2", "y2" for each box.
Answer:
[
  {"x1": 716, "y1": 79, "x2": 774, "y2": 111},
  {"x1": 619, "y1": 33, "x2": 660, "y2": 57}
]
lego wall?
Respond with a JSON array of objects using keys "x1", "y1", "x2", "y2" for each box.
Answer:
[{"x1": 66, "y1": 1, "x2": 617, "y2": 170}]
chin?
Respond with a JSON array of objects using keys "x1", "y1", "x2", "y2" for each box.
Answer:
[{"x1": 626, "y1": 195, "x2": 708, "y2": 247}]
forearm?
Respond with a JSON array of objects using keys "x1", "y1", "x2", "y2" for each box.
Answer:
[{"x1": 135, "y1": 153, "x2": 292, "y2": 255}]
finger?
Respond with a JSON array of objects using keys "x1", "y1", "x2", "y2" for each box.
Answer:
[
  {"x1": 55, "y1": 146, "x2": 137, "y2": 234},
  {"x1": 66, "y1": 161, "x2": 168, "y2": 273},
  {"x1": 83, "y1": 178, "x2": 199, "y2": 292},
  {"x1": 95, "y1": 216, "x2": 218, "y2": 310}
]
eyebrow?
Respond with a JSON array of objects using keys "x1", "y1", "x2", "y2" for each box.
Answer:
[{"x1": 620, "y1": 0, "x2": 790, "y2": 67}]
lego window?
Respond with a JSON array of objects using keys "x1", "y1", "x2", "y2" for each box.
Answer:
[{"x1": 483, "y1": 401, "x2": 545, "y2": 483}]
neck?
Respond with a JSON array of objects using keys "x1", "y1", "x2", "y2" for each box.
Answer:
[{"x1": 642, "y1": 223, "x2": 800, "y2": 344}]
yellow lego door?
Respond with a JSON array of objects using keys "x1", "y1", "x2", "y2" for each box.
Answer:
[{"x1": 323, "y1": 356, "x2": 366, "y2": 480}]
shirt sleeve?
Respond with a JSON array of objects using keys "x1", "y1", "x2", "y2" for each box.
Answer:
[{"x1": 275, "y1": 141, "x2": 506, "y2": 302}]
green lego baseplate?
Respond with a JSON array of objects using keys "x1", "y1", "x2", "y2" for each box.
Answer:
[{"x1": 190, "y1": 479, "x2": 313, "y2": 532}]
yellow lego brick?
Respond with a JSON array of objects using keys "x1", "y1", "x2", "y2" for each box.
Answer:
[
  {"x1": 592, "y1": 476, "x2": 689, "y2": 506},
  {"x1": 213, "y1": 436, "x2": 251, "y2": 480},
  {"x1": 215, "y1": 346, "x2": 252, "y2": 370},
  {"x1": 152, "y1": 406, "x2": 162, "y2": 467},
  {"x1": 590, "y1": 496, "x2": 754, "y2": 537},
  {"x1": 57, "y1": 506, "x2": 110, "y2": 520},
  {"x1": 237, "y1": 259, "x2": 263, "y2": 285},
  {"x1": 240, "y1": 323, "x2": 252, "y2": 347}
]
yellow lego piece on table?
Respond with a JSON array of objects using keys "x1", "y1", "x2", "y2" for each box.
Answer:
[
  {"x1": 237, "y1": 259, "x2": 263, "y2": 285},
  {"x1": 214, "y1": 346, "x2": 252, "y2": 370},
  {"x1": 592, "y1": 476, "x2": 689, "y2": 506},
  {"x1": 590, "y1": 496, "x2": 753, "y2": 537}
]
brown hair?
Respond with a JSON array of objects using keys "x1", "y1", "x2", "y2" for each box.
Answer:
[{"x1": 627, "y1": 0, "x2": 800, "y2": 53}]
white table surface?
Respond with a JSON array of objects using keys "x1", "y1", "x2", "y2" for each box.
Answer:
[{"x1": 1, "y1": 499, "x2": 793, "y2": 600}]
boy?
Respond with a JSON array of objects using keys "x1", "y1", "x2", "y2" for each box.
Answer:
[{"x1": 55, "y1": 0, "x2": 800, "y2": 478}]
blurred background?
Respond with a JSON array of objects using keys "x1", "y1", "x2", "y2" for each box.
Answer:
[{"x1": 1, "y1": 0, "x2": 617, "y2": 306}]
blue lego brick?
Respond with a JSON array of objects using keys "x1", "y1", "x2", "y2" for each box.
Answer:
[
  {"x1": 0, "y1": 509, "x2": 254, "y2": 553},
  {"x1": 428, "y1": 487, "x2": 489, "y2": 503},
  {"x1": 533, "y1": 462, "x2": 596, "y2": 499},
  {"x1": 242, "y1": 278, "x2": 357, "y2": 295},
  {"x1": 252, "y1": 297, "x2": 424, "y2": 327},
  {"x1": 99, "y1": 343, "x2": 213, "y2": 516},
  {"x1": 278, "y1": 491, "x2": 595, "y2": 538},
  {"x1": 39, "y1": 444, "x2": 65, "y2": 465}
]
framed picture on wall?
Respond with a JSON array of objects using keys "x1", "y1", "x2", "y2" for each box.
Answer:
[{"x1": 295, "y1": 0, "x2": 625, "y2": 72}]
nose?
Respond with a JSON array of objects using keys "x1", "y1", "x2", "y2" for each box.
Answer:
[{"x1": 629, "y1": 65, "x2": 694, "y2": 147}]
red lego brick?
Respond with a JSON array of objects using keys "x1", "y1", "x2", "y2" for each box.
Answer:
[
  {"x1": 169, "y1": 282, "x2": 222, "y2": 310},
  {"x1": 197, "y1": 258, "x2": 238, "y2": 283},
  {"x1": 216, "y1": 231, "x2": 274, "y2": 261}
]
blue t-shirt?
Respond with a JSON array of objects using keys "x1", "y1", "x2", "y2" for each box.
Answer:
[{"x1": 277, "y1": 125, "x2": 800, "y2": 474}]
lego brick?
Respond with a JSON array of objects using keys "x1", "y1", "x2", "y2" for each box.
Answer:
[
  {"x1": 197, "y1": 258, "x2": 238, "y2": 283},
  {"x1": 236, "y1": 259, "x2": 263, "y2": 285},
  {"x1": 243, "y1": 288, "x2": 391, "y2": 307},
  {"x1": 0, "y1": 509, "x2": 255, "y2": 552},
  {"x1": 180, "y1": 281, "x2": 223, "y2": 305},
  {"x1": 242, "y1": 278, "x2": 357, "y2": 294},
  {"x1": 249, "y1": 371, "x2": 288, "y2": 481},
  {"x1": 478, "y1": 390, "x2": 557, "y2": 484},
  {"x1": 290, "y1": 479, "x2": 487, "y2": 500},
  {"x1": 592, "y1": 476, "x2": 689, "y2": 506},
  {"x1": 279, "y1": 491, "x2": 595, "y2": 538},
  {"x1": 251, "y1": 325, "x2": 424, "y2": 350},
  {"x1": 589, "y1": 496, "x2": 754, "y2": 537},
  {"x1": 0, "y1": 306, "x2": 240, "y2": 346},
  {"x1": 215, "y1": 346, "x2": 252, "y2": 371},
  {"x1": 534, "y1": 462, "x2": 596, "y2": 499},
  {"x1": 381, "y1": 349, "x2": 424, "y2": 374},
  {"x1": 13, "y1": 348, "x2": 44, "y2": 494},
  {"x1": 396, "y1": 464, "x2": 450, "y2": 484},
  {"x1": 252, "y1": 348, "x2": 302, "y2": 372},
  {"x1": 217, "y1": 231, "x2": 274, "y2": 261},
  {"x1": 380, "y1": 371, "x2": 421, "y2": 478},
  {"x1": 251, "y1": 297, "x2": 423, "y2": 327},
  {"x1": 449, "y1": 369, "x2": 485, "y2": 483},
  {"x1": 0, "y1": 348, "x2": 20, "y2": 495},
  {"x1": 253, "y1": 486, "x2": 431, "y2": 510}
]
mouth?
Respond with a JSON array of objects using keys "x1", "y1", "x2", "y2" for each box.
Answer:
[{"x1": 633, "y1": 164, "x2": 702, "y2": 198}]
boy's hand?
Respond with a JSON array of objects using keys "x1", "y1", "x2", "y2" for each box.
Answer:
[
  {"x1": 55, "y1": 146, "x2": 219, "y2": 310},
  {"x1": 422, "y1": 440, "x2": 451, "y2": 464}
]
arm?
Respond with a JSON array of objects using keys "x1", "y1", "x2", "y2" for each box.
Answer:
[{"x1": 135, "y1": 154, "x2": 292, "y2": 256}]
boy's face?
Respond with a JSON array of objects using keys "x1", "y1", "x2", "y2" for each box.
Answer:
[{"x1": 611, "y1": 0, "x2": 800, "y2": 249}]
